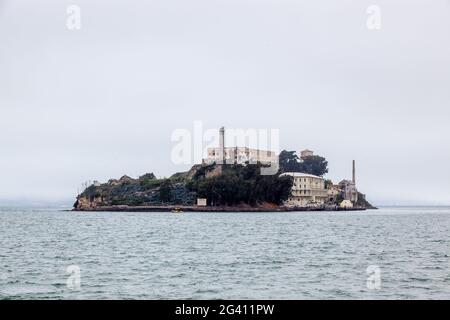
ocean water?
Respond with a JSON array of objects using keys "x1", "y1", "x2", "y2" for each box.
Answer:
[{"x1": 1, "y1": 206, "x2": 450, "y2": 300}]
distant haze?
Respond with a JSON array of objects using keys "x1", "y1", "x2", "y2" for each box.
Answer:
[{"x1": 1, "y1": 0, "x2": 450, "y2": 206}]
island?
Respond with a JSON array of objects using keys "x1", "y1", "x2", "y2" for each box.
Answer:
[{"x1": 74, "y1": 130, "x2": 375, "y2": 212}]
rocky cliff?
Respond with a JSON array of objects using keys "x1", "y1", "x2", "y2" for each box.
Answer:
[
  {"x1": 74, "y1": 172, "x2": 197, "y2": 210},
  {"x1": 73, "y1": 163, "x2": 291, "y2": 210}
]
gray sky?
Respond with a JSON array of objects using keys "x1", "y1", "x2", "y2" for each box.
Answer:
[{"x1": 1, "y1": 0, "x2": 450, "y2": 206}]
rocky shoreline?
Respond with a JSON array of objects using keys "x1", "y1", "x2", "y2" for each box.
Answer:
[
  {"x1": 72, "y1": 205, "x2": 369, "y2": 212},
  {"x1": 73, "y1": 158, "x2": 376, "y2": 212}
]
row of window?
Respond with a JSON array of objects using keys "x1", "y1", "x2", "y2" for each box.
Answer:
[
  {"x1": 294, "y1": 190, "x2": 310, "y2": 195},
  {"x1": 210, "y1": 150, "x2": 273, "y2": 157}
]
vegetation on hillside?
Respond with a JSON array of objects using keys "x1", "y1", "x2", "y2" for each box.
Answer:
[
  {"x1": 279, "y1": 150, "x2": 328, "y2": 176},
  {"x1": 75, "y1": 173, "x2": 196, "y2": 207},
  {"x1": 75, "y1": 163, "x2": 293, "y2": 208},
  {"x1": 186, "y1": 163, "x2": 293, "y2": 206}
]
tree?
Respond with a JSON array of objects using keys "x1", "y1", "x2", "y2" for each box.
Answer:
[
  {"x1": 159, "y1": 179, "x2": 172, "y2": 203},
  {"x1": 139, "y1": 173, "x2": 156, "y2": 180},
  {"x1": 279, "y1": 150, "x2": 329, "y2": 177},
  {"x1": 279, "y1": 150, "x2": 302, "y2": 172},
  {"x1": 301, "y1": 155, "x2": 328, "y2": 176},
  {"x1": 188, "y1": 163, "x2": 293, "y2": 206},
  {"x1": 324, "y1": 179, "x2": 333, "y2": 189}
]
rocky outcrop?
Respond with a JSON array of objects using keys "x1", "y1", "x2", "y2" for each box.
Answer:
[
  {"x1": 74, "y1": 171, "x2": 198, "y2": 210},
  {"x1": 74, "y1": 195, "x2": 104, "y2": 209},
  {"x1": 356, "y1": 192, "x2": 377, "y2": 209}
]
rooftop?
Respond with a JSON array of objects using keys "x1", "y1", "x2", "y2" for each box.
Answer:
[{"x1": 280, "y1": 172, "x2": 323, "y2": 179}]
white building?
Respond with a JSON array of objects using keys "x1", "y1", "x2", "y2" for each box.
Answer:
[
  {"x1": 340, "y1": 200, "x2": 353, "y2": 209},
  {"x1": 204, "y1": 146, "x2": 277, "y2": 165},
  {"x1": 203, "y1": 127, "x2": 278, "y2": 165},
  {"x1": 281, "y1": 172, "x2": 328, "y2": 207}
]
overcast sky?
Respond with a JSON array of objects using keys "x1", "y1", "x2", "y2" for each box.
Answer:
[{"x1": 1, "y1": 0, "x2": 450, "y2": 206}]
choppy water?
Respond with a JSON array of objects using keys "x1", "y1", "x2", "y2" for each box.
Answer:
[{"x1": 1, "y1": 206, "x2": 450, "y2": 299}]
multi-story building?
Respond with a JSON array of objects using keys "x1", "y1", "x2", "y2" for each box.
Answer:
[
  {"x1": 204, "y1": 146, "x2": 277, "y2": 165},
  {"x1": 280, "y1": 172, "x2": 328, "y2": 207},
  {"x1": 339, "y1": 179, "x2": 358, "y2": 203},
  {"x1": 338, "y1": 160, "x2": 358, "y2": 203},
  {"x1": 203, "y1": 127, "x2": 278, "y2": 165},
  {"x1": 326, "y1": 183, "x2": 341, "y2": 203}
]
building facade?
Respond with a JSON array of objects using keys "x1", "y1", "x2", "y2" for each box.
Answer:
[
  {"x1": 281, "y1": 172, "x2": 328, "y2": 207},
  {"x1": 203, "y1": 127, "x2": 278, "y2": 165},
  {"x1": 338, "y1": 160, "x2": 358, "y2": 203},
  {"x1": 204, "y1": 146, "x2": 277, "y2": 165},
  {"x1": 338, "y1": 179, "x2": 358, "y2": 203}
]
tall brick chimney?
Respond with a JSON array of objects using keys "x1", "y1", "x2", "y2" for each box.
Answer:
[
  {"x1": 352, "y1": 160, "x2": 356, "y2": 184},
  {"x1": 219, "y1": 127, "x2": 225, "y2": 164}
]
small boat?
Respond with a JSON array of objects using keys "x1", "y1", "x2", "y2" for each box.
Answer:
[{"x1": 171, "y1": 207, "x2": 183, "y2": 213}]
